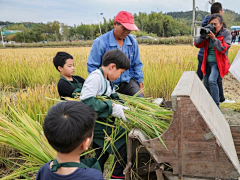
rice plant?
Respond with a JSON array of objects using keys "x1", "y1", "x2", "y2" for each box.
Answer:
[{"x1": 1, "y1": 45, "x2": 239, "y2": 99}]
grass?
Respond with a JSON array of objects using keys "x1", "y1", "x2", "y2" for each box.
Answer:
[{"x1": 220, "y1": 101, "x2": 240, "y2": 112}]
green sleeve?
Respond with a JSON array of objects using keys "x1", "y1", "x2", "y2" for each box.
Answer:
[{"x1": 81, "y1": 97, "x2": 113, "y2": 118}]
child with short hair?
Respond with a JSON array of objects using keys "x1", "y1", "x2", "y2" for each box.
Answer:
[
  {"x1": 80, "y1": 49, "x2": 130, "y2": 180},
  {"x1": 36, "y1": 101, "x2": 105, "y2": 180},
  {"x1": 53, "y1": 52, "x2": 85, "y2": 100}
]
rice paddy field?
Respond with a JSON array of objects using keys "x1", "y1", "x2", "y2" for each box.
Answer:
[{"x1": 0, "y1": 45, "x2": 240, "y2": 179}]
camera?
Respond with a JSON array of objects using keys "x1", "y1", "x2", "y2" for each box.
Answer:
[{"x1": 200, "y1": 24, "x2": 216, "y2": 37}]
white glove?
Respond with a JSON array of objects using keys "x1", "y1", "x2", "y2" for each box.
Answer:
[{"x1": 112, "y1": 103, "x2": 129, "y2": 121}]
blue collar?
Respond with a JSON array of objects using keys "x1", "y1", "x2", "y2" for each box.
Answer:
[{"x1": 109, "y1": 29, "x2": 132, "y2": 47}]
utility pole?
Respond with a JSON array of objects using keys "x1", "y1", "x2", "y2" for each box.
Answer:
[
  {"x1": 0, "y1": 25, "x2": 6, "y2": 47},
  {"x1": 192, "y1": 0, "x2": 196, "y2": 45},
  {"x1": 96, "y1": 13, "x2": 102, "y2": 35},
  {"x1": 192, "y1": 0, "x2": 215, "y2": 46},
  {"x1": 55, "y1": 30, "x2": 57, "y2": 41},
  {"x1": 23, "y1": 30, "x2": 25, "y2": 43}
]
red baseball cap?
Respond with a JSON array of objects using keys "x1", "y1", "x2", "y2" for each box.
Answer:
[{"x1": 115, "y1": 11, "x2": 139, "y2": 31}]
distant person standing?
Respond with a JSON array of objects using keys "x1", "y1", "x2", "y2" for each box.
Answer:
[
  {"x1": 196, "y1": 2, "x2": 226, "y2": 102},
  {"x1": 87, "y1": 11, "x2": 144, "y2": 97},
  {"x1": 231, "y1": 30, "x2": 236, "y2": 43},
  {"x1": 238, "y1": 31, "x2": 240, "y2": 44}
]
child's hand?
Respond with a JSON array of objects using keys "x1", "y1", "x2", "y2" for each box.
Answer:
[{"x1": 111, "y1": 103, "x2": 129, "y2": 121}]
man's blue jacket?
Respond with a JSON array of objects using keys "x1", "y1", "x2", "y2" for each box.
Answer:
[{"x1": 87, "y1": 29, "x2": 144, "y2": 86}]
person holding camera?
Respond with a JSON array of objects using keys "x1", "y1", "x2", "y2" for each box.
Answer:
[
  {"x1": 196, "y1": 2, "x2": 223, "y2": 80},
  {"x1": 196, "y1": 2, "x2": 226, "y2": 103},
  {"x1": 194, "y1": 14, "x2": 231, "y2": 107}
]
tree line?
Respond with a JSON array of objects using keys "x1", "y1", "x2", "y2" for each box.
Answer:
[
  {"x1": 166, "y1": 9, "x2": 240, "y2": 28},
  {"x1": 2, "y1": 12, "x2": 191, "y2": 42},
  {"x1": 3, "y1": 22, "x2": 69, "y2": 43},
  {"x1": 2, "y1": 9, "x2": 240, "y2": 43}
]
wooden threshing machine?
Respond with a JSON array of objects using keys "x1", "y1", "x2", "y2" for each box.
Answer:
[{"x1": 123, "y1": 71, "x2": 240, "y2": 180}]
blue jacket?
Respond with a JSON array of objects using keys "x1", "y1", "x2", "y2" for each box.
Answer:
[
  {"x1": 87, "y1": 29, "x2": 144, "y2": 86},
  {"x1": 198, "y1": 15, "x2": 210, "y2": 57}
]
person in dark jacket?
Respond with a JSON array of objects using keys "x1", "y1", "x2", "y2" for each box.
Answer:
[
  {"x1": 238, "y1": 31, "x2": 240, "y2": 44},
  {"x1": 196, "y1": 2, "x2": 226, "y2": 102},
  {"x1": 231, "y1": 30, "x2": 236, "y2": 43},
  {"x1": 194, "y1": 14, "x2": 231, "y2": 107},
  {"x1": 53, "y1": 52, "x2": 85, "y2": 100}
]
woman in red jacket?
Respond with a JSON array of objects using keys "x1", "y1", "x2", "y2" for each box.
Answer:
[{"x1": 194, "y1": 14, "x2": 231, "y2": 107}]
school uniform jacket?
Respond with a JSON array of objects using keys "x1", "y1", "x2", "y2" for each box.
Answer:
[{"x1": 80, "y1": 68, "x2": 126, "y2": 154}]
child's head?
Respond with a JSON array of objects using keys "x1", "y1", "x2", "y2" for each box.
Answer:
[
  {"x1": 43, "y1": 101, "x2": 97, "y2": 153},
  {"x1": 102, "y1": 49, "x2": 130, "y2": 81},
  {"x1": 53, "y1": 52, "x2": 75, "y2": 77}
]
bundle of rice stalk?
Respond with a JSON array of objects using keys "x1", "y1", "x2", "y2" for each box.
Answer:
[
  {"x1": 118, "y1": 94, "x2": 172, "y2": 138},
  {"x1": 66, "y1": 93, "x2": 173, "y2": 147},
  {"x1": 0, "y1": 106, "x2": 56, "y2": 163},
  {"x1": 0, "y1": 107, "x2": 55, "y2": 179},
  {"x1": 0, "y1": 105, "x2": 97, "y2": 179}
]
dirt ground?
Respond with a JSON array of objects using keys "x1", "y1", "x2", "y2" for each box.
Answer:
[{"x1": 221, "y1": 73, "x2": 240, "y2": 125}]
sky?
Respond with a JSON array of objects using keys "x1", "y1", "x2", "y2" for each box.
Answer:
[{"x1": 0, "y1": 0, "x2": 239, "y2": 26}]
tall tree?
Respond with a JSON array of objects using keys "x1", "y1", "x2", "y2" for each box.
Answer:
[{"x1": 60, "y1": 23, "x2": 70, "y2": 41}]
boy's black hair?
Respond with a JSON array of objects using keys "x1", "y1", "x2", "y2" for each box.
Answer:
[
  {"x1": 208, "y1": 13, "x2": 224, "y2": 25},
  {"x1": 43, "y1": 101, "x2": 97, "y2": 153},
  {"x1": 102, "y1": 49, "x2": 130, "y2": 70},
  {"x1": 211, "y1": 2, "x2": 222, "y2": 14},
  {"x1": 53, "y1": 52, "x2": 73, "y2": 72}
]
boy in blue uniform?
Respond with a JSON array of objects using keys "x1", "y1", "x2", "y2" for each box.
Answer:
[
  {"x1": 36, "y1": 101, "x2": 105, "y2": 180},
  {"x1": 53, "y1": 52, "x2": 85, "y2": 100},
  {"x1": 81, "y1": 49, "x2": 130, "y2": 180}
]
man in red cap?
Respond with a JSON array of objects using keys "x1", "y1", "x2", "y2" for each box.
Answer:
[{"x1": 87, "y1": 11, "x2": 144, "y2": 98}]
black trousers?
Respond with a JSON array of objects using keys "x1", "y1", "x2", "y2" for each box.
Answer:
[
  {"x1": 92, "y1": 142, "x2": 127, "y2": 179},
  {"x1": 117, "y1": 78, "x2": 144, "y2": 97},
  {"x1": 218, "y1": 76, "x2": 225, "y2": 102},
  {"x1": 197, "y1": 55, "x2": 204, "y2": 80}
]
